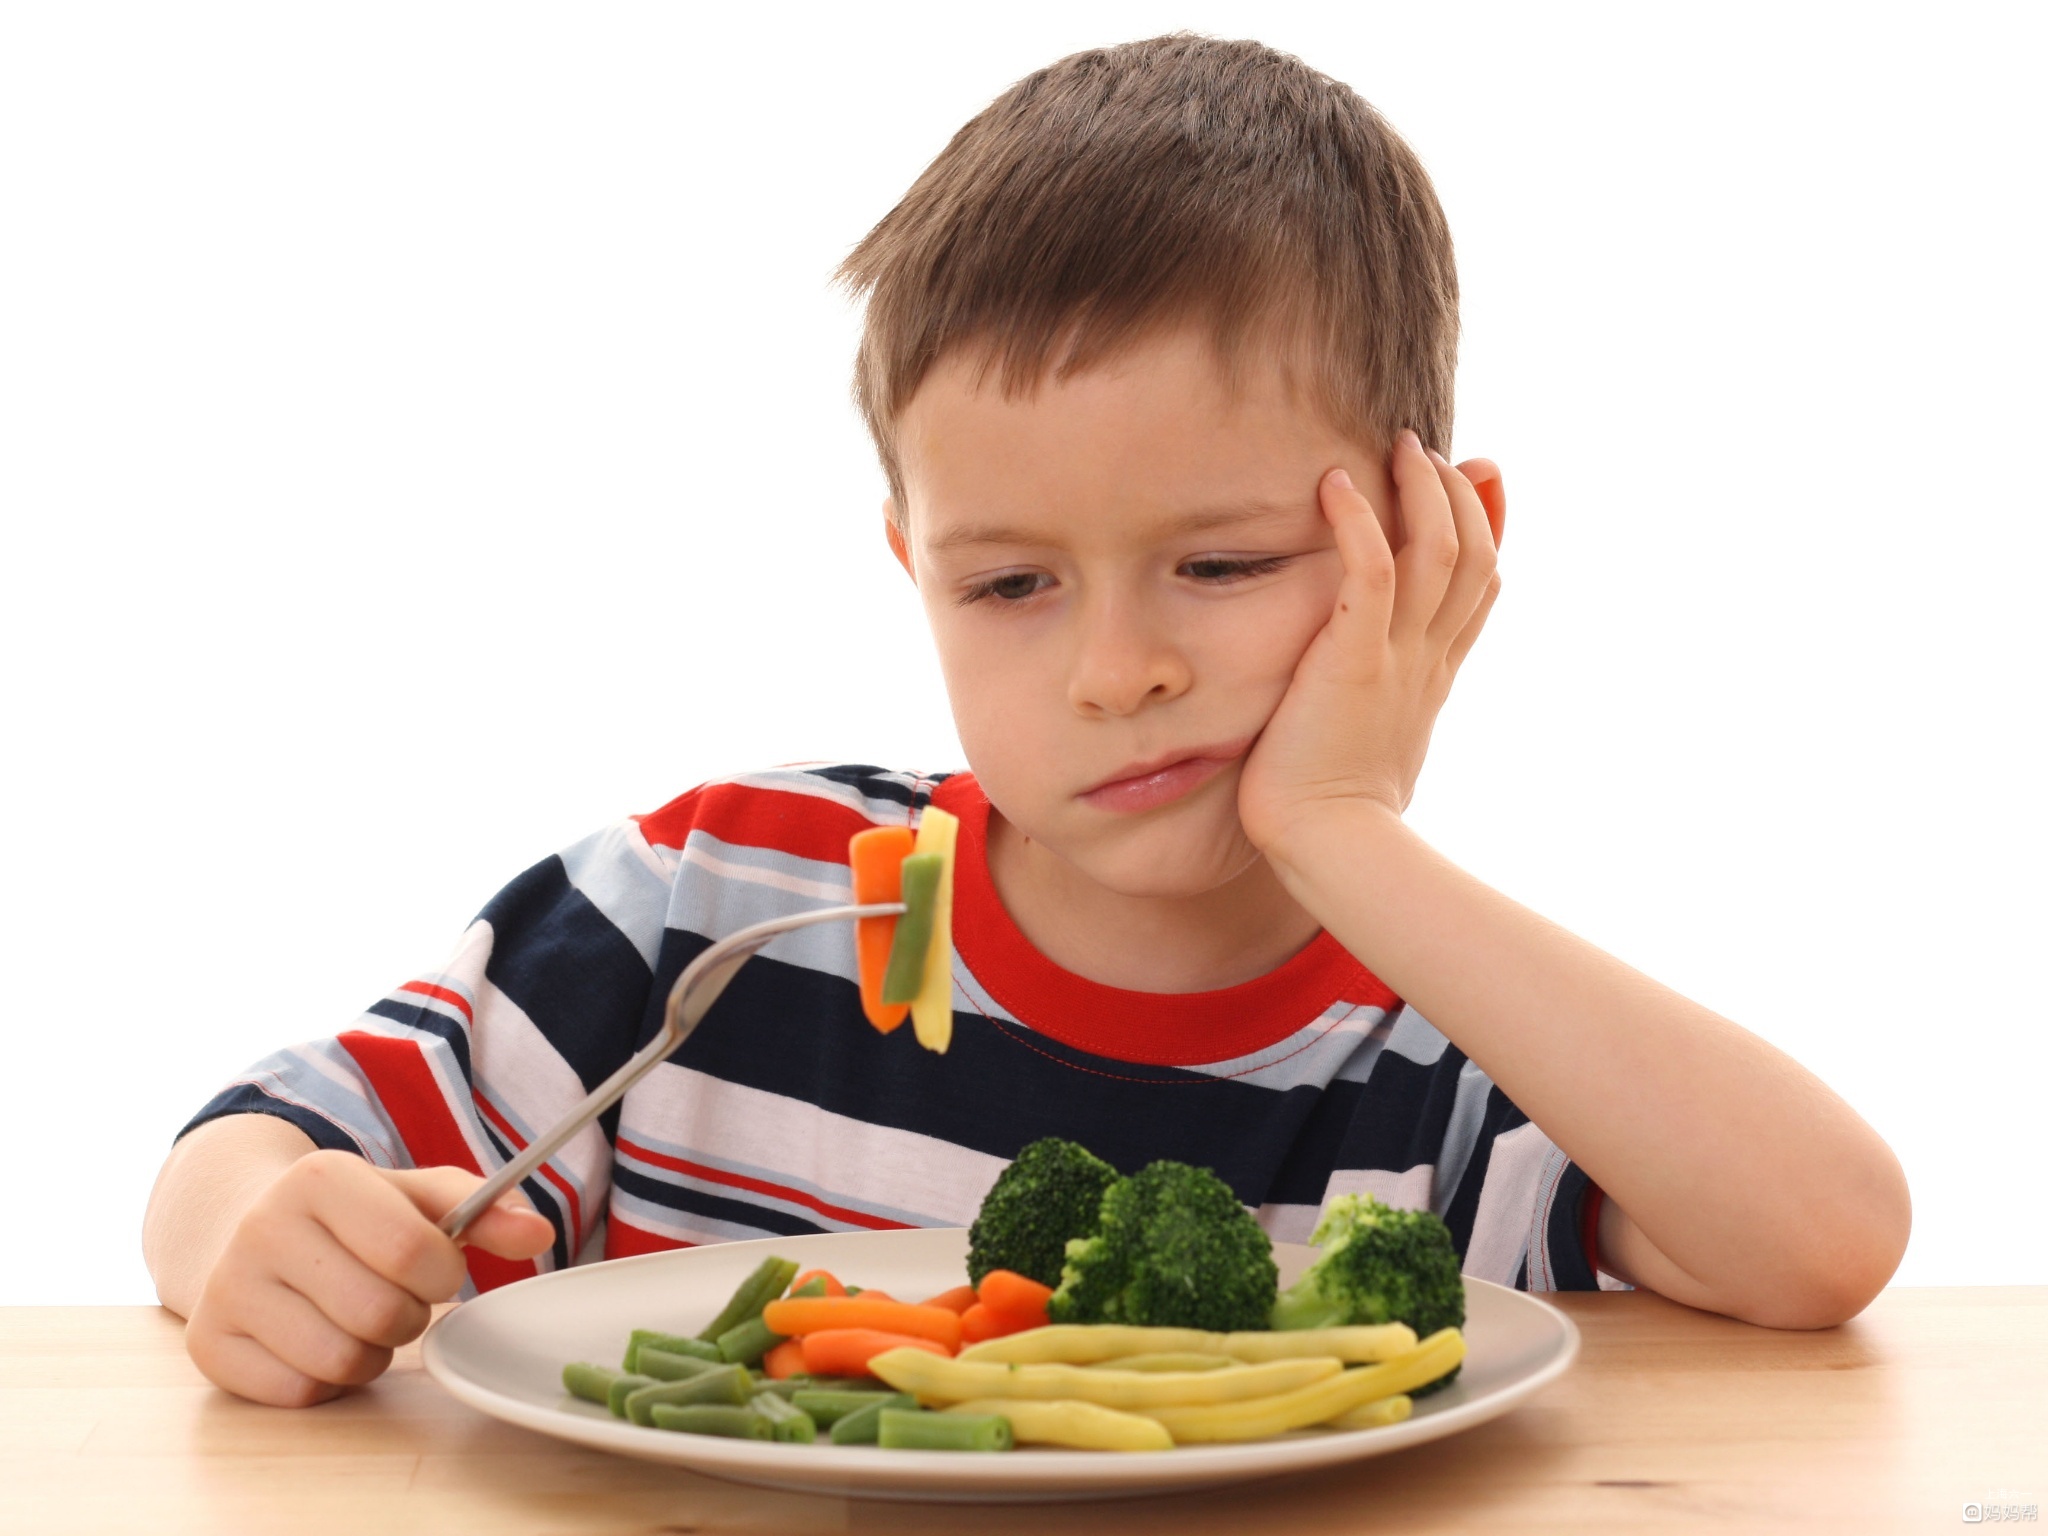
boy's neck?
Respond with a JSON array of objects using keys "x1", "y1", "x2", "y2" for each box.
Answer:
[{"x1": 983, "y1": 807, "x2": 1324, "y2": 994}]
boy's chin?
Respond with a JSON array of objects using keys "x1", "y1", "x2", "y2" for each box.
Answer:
[{"x1": 1052, "y1": 801, "x2": 1265, "y2": 902}]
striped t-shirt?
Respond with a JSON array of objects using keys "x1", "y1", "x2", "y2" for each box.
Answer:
[{"x1": 182, "y1": 763, "x2": 1626, "y2": 1298}]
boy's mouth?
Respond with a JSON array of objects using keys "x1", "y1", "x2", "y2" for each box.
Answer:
[{"x1": 1077, "y1": 738, "x2": 1253, "y2": 815}]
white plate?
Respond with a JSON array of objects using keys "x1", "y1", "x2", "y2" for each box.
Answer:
[{"x1": 422, "y1": 1226, "x2": 1578, "y2": 1503}]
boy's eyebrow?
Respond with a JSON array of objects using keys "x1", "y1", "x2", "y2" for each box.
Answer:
[{"x1": 925, "y1": 499, "x2": 1309, "y2": 553}]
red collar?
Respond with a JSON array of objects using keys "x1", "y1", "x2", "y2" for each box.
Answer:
[{"x1": 930, "y1": 773, "x2": 1394, "y2": 1067}]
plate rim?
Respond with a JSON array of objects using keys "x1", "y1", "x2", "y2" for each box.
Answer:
[{"x1": 420, "y1": 1227, "x2": 1580, "y2": 1501}]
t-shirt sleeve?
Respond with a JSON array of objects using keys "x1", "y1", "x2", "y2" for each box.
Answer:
[{"x1": 177, "y1": 816, "x2": 673, "y2": 1289}]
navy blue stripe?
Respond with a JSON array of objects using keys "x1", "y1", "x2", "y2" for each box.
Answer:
[
  {"x1": 1543, "y1": 1160, "x2": 1600, "y2": 1290},
  {"x1": 613, "y1": 1163, "x2": 830, "y2": 1240},
  {"x1": 476, "y1": 1119, "x2": 573, "y2": 1271},
  {"x1": 797, "y1": 765, "x2": 920, "y2": 808},
  {"x1": 364, "y1": 997, "x2": 472, "y2": 1083},
  {"x1": 178, "y1": 1084, "x2": 364, "y2": 1156},
  {"x1": 478, "y1": 855, "x2": 653, "y2": 1095}
]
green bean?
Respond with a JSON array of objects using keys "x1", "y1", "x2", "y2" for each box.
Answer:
[
  {"x1": 696, "y1": 1256, "x2": 801, "y2": 1342},
  {"x1": 803, "y1": 1375, "x2": 880, "y2": 1393},
  {"x1": 648, "y1": 1404, "x2": 774, "y2": 1440},
  {"x1": 636, "y1": 1347, "x2": 722, "y2": 1382},
  {"x1": 624, "y1": 1329, "x2": 722, "y2": 1372},
  {"x1": 791, "y1": 1388, "x2": 904, "y2": 1427},
  {"x1": 753, "y1": 1376, "x2": 804, "y2": 1399},
  {"x1": 880, "y1": 854, "x2": 942, "y2": 1003},
  {"x1": 606, "y1": 1372, "x2": 659, "y2": 1417},
  {"x1": 749, "y1": 1391, "x2": 818, "y2": 1443},
  {"x1": 789, "y1": 1276, "x2": 829, "y2": 1299},
  {"x1": 623, "y1": 1366, "x2": 749, "y2": 1426},
  {"x1": 562, "y1": 1362, "x2": 620, "y2": 1405},
  {"x1": 827, "y1": 1394, "x2": 919, "y2": 1445},
  {"x1": 878, "y1": 1408, "x2": 1013, "y2": 1452},
  {"x1": 716, "y1": 1315, "x2": 788, "y2": 1366}
]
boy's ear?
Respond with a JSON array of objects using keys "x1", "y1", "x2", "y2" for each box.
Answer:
[
  {"x1": 1455, "y1": 458, "x2": 1507, "y2": 551},
  {"x1": 883, "y1": 498, "x2": 915, "y2": 578}
]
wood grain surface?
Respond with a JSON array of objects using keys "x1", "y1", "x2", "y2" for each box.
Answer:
[{"x1": 1, "y1": 1288, "x2": 2041, "y2": 1534}]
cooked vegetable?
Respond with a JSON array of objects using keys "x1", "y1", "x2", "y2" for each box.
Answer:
[
  {"x1": 697, "y1": 1255, "x2": 801, "y2": 1343},
  {"x1": 1049, "y1": 1161, "x2": 1279, "y2": 1333},
  {"x1": 966, "y1": 1137, "x2": 1121, "y2": 1288},
  {"x1": 648, "y1": 1403, "x2": 773, "y2": 1439},
  {"x1": 866, "y1": 1347, "x2": 1338, "y2": 1410},
  {"x1": 1140, "y1": 1328, "x2": 1465, "y2": 1443},
  {"x1": 906, "y1": 806, "x2": 959, "y2": 1052},
  {"x1": 827, "y1": 1393, "x2": 919, "y2": 1445},
  {"x1": 849, "y1": 826, "x2": 915, "y2": 1032},
  {"x1": 606, "y1": 1372, "x2": 658, "y2": 1416},
  {"x1": 960, "y1": 1303, "x2": 1034, "y2": 1344},
  {"x1": 761, "y1": 1296, "x2": 964, "y2": 1351},
  {"x1": 1329, "y1": 1394, "x2": 1415, "y2": 1430},
  {"x1": 789, "y1": 1269, "x2": 847, "y2": 1298},
  {"x1": 976, "y1": 1269, "x2": 1054, "y2": 1326},
  {"x1": 799, "y1": 1327, "x2": 951, "y2": 1379},
  {"x1": 1092, "y1": 1353, "x2": 1236, "y2": 1373},
  {"x1": 941, "y1": 1398, "x2": 1174, "y2": 1452},
  {"x1": 921, "y1": 1284, "x2": 979, "y2": 1315},
  {"x1": 562, "y1": 1362, "x2": 621, "y2": 1405},
  {"x1": 761, "y1": 1339, "x2": 808, "y2": 1380},
  {"x1": 716, "y1": 1315, "x2": 789, "y2": 1366},
  {"x1": 958, "y1": 1321, "x2": 1418, "y2": 1367},
  {"x1": 878, "y1": 1408, "x2": 1012, "y2": 1452},
  {"x1": 789, "y1": 1387, "x2": 904, "y2": 1427},
  {"x1": 623, "y1": 1329, "x2": 722, "y2": 1372},
  {"x1": 881, "y1": 853, "x2": 943, "y2": 1004},
  {"x1": 624, "y1": 1365, "x2": 752, "y2": 1426},
  {"x1": 638, "y1": 1347, "x2": 723, "y2": 1382},
  {"x1": 749, "y1": 1391, "x2": 818, "y2": 1443},
  {"x1": 1269, "y1": 1194, "x2": 1466, "y2": 1396}
]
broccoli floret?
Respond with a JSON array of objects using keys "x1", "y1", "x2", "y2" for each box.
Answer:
[
  {"x1": 966, "y1": 1137, "x2": 1122, "y2": 1288},
  {"x1": 1270, "y1": 1193, "x2": 1467, "y2": 1395},
  {"x1": 1048, "y1": 1160, "x2": 1279, "y2": 1333}
]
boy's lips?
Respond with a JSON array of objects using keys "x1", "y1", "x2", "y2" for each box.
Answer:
[{"x1": 1078, "y1": 738, "x2": 1254, "y2": 815}]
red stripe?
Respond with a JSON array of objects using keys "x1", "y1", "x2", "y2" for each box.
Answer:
[
  {"x1": 1580, "y1": 1181, "x2": 1606, "y2": 1278},
  {"x1": 605, "y1": 1214, "x2": 696, "y2": 1261},
  {"x1": 471, "y1": 1090, "x2": 585, "y2": 1243},
  {"x1": 930, "y1": 773, "x2": 1400, "y2": 1067},
  {"x1": 634, "y1": 781, "x2": 884, "y2": 868},
  {"x1": 337, "y1": 1031, "x2": 537, "y2": 1294},
  {"x1": 397, "y1": 980, "x2": 474, "y2": 1024},
  {"x1": 615, "y1": 1136, "x2": 913, "y2": 1232}
]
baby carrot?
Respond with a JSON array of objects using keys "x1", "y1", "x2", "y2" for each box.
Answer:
[
  {"x1": 960, "y1": 1303, "x2": 1038, "y2": 1344},
  {"x1": 789, "y1": 1269, "x2": 848, "y2": 1299},
  {"x1": 976, "y1": 1270, "x2": 1053, "y2": 1328},
  {"x1": 848, "y1": 827, "x2": 914, "y2": 1033},
  {"x1": 921, "y1": 1284, "x2": 979, "y2": 1316},
  {"x1": 761, "y1": 1296, "x2": 964, "y2": 1352},
  {"x1": 761, "y1": 1338, "x2": 808, "y2": 1380},
  {"x1": 801, "y1": 1328, "x2": 952, "y2": 1379}
]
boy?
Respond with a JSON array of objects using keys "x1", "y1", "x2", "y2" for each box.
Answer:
[{"x1": 143, "y1": 34, "x2": 1910, "y2": 1407}]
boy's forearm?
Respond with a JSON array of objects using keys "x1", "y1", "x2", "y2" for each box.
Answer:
[
  {"x1": 142, "y1": 1114, "x2": 317, "y2": 1318},
  {"x1": 1265, "y1": 802, "x2": 1910, "y2": 1328}
]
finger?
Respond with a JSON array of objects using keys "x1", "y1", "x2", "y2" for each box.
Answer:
[
  {"x1": 1319, "y1": 466, "x2": 1398, "y2": 662},
  {"x1": 389, "y1": 1164, "x2": 557, "y2": 1261},
  {"x1": 1387, "y1": 430, "x2": 1460, "y2": 646},
  {"x1": 1446, "y1": 568, "x2": 1503, "y2": 673},
  {"x1": 271, "y1": 1218, "x2": 433, "y2": 1350},
  {"x1": 186, "y1": 1318, "x2": 345, "y2": 1408},
  {"x1": 226, "y1": 1276, "x2": 395, "y2": 1388},
  {"x1": 295, "y1": 1154, "x2": 471, "y2": 1302},
  {"x1": 1422, "y1": 447, "x2": 1500, "y2": 647}
]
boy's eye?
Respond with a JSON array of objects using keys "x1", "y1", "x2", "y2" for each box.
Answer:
[
  {"x1": 960, "y1": 570, "x2": 1053, "y2": 605},
  {"x1": 1182, "y1": 555, "x2": 1292, "y2": 582}
]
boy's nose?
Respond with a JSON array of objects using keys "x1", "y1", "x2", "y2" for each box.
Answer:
[{"x1": 1066, "y1": 600, "x2": 1193, "y2": 719}]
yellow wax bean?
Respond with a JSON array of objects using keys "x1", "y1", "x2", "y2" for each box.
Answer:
[
  {"x1": 1328, "y1": 1393, "x2": 1414, "y2": 1431},
  {"x1": 1092, "y1": 1353, "x2": 1238, "y2": 1373},
  {"x1": 942, "y1": 1398, "x2": 1173, "y2": 1452},
  {"x1": 958, "y1": 1322, "x2": 1419, "y2": 1368},
  {"x1": 1141, "y1": 1329, "x2": 1465, "y2": 1444},
  {"x1": 867, "y1": 1348, "x2": 1340, "y2": 1411},
  {"x1": 907, "y1": 807, "x2": 958, "y2": 1053}
]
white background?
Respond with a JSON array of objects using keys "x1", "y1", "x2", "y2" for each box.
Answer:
[{"x1": 1, "y1": 2, "x2": 2041, "y2": 1304}]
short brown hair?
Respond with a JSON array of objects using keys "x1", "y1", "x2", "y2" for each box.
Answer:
[{"x1": 834, "y1": 32, "x2": 1460, "y2": 524}]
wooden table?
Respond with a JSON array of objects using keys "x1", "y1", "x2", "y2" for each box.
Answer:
[{"x1": 3, "y1": 1288, "x2": 2042, "y2": 1534}]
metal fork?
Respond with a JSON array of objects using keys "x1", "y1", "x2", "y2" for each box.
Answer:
[{"x1": 437, "y1": 901, "x2": 906, "y2": 1241}]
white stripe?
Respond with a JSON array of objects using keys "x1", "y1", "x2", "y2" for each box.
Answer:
[
  {"x1": 678, "y1": 841, "x2": 851, "y2": 904},
  {"x1": 560, "y1": 821, "x2": 674, "y2": 969},
  {"x1": 470, "y1": 974, "x2": 610, "y2": 1230},
  {"x1": 1431, "y1": 1056, "x2": 1497, "y2": 1218},
  {"x1": 1179, "y1": 1002, "x2": 1393, "y2": 1090},
  {"x1": 622, "y1": 1064, "x2": 1007, "y2": 1229},
  {"x1": 1463, "y1": 1121, "x2": 1558, "y2": 1285},
  {"x1": 1319, "y1": 1163, "x2": 1438, "y2": 1218}
]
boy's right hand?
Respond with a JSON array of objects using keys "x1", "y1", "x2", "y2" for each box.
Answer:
[{"x1": 184, "y1": 1150, "x2": 556, "y2": 1407}]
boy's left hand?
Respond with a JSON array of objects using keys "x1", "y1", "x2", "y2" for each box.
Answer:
[{"x1": 1238, "y1": 429, "x2": 1503, "y2": 861}]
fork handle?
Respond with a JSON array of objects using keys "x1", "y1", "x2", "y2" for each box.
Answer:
[{"x1": 436, "y1": 901, "x2": 905, "y2": 1243}]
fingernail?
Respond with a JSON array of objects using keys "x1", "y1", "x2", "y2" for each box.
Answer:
[
  {"x1": 1403, "y1": 429, "x2": 1421, "y2": 451},
  {"x1": 1425, "y1": 445, "x2": 1447, "y2": 466},
  {"x1": 1328, "y1": 467, "x2": 1354, "y2": 492}
]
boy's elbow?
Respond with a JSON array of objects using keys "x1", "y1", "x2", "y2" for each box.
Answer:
[{"x1": 1741, "y1": 1151, "x2": 1914, "y2": 1331}]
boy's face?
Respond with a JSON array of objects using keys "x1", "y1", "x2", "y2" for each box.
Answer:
[{"x1": 888, "y1": 325, "x2": 1401, "y2": 901}]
